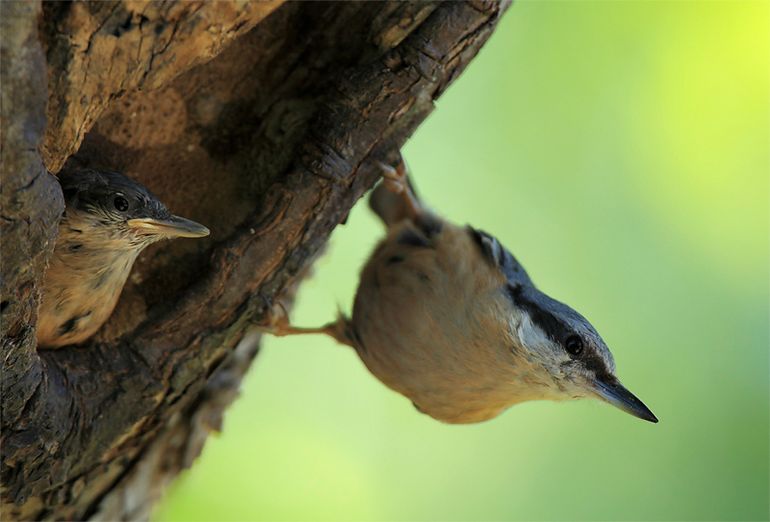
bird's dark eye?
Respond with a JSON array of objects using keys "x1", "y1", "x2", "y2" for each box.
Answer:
[
  {"x1": 565, "y1": 335, "x2": 583, "y2": 356},
  {"x1": 113, "y1": 196, "x2": 129, "y2": 212}
]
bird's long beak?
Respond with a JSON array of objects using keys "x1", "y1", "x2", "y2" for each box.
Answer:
[
  {"x1": 127, "y1": 215, "x2": 210, "y2": 238},
  {"x1": 591, "y1": 375, "x2": 658, "y2": 423}
]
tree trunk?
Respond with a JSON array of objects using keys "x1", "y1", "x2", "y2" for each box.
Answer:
[{"x1": 0, "y1": 1, "x2": 510, "y2": 519}]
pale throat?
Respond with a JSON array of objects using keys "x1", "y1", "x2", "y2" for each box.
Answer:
[{"x1": 36, "y1": 213, "x2": 150, "y2": 348}]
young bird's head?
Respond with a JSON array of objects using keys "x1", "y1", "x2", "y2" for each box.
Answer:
[
  {"x1": 469, "y1": 228, "x2": 657, "y2": 423},
  {"x1": 59, "y1": 168, "x2": 210, "y2": 249}
]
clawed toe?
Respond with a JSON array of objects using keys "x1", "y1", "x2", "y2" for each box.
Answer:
[{"x1": 376, "y1": 159, "x2": 422, "y2": 220}]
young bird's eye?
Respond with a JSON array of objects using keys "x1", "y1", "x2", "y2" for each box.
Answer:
[
  {"x1": 565, "y1": 335, "x2": 583, "y2": 356},
  {"x1": 113, "y1": 195, "x2": 129, "y2": 212}
]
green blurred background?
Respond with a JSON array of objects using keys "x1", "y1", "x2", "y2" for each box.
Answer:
[{"x1": 156, "y1": 1, "x2": 769, "y2": 520}]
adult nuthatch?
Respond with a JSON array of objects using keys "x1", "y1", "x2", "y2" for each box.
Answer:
[
  {"x1": 37, "y1": 168, "x2": 209, "y2": 349},
  {"x1": 269, "y1": 157, "x2": 657, "y2": 424}
]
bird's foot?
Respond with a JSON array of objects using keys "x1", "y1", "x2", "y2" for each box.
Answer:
[
  {"x1": 377, "y1": 159, "x2": 422, "y2": 221},
  {"x1": 261, "y1": 301, "x2": 353, "y2": 347}
]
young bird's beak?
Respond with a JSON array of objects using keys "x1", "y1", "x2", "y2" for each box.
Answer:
[
  {"x1": 591, "y1": 375, "x2": 658, "y2": 423},
  {"x1": 127, "y1": 216, "x2": 210, "y2": 238}
]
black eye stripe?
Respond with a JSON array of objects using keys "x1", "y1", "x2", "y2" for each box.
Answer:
[
  {"x1": 584, "y1": 355, "x2": 613, "y2": 382},
  {"x1": 506, "y1": 284, "x2": 574, "y2": 343},
  {"x1": 511, "y1": 287, "x2": 614, "y2": 377},
  {"x1": 507, "y1": 284, "x2": 597, "y2": 365}
]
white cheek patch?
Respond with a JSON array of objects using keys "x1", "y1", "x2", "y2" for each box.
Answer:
[
  {"x1": 516, "y1": 313, "x2": 573, "y2": 364},
  {"x1": 516, "y1": 313, "x2": 554, "y2": 352}
]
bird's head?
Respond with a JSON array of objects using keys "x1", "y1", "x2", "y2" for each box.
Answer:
[
  {"x1": 468, "y1": 227, "x2": 657, "y2": 423},
  {"x1": 505, "y1": 283, "x2": 658, "y2": 423},
  {"x1": 58, "y1": 168, "x2": 209, "y2": 249}
]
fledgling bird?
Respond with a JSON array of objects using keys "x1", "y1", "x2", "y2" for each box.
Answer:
[
  {"x1": 37, "y1": 167, "x2": 210, "y2": 349},
  {"x1": 270, "y1": 157, "x2": 657, "y2": 424}
]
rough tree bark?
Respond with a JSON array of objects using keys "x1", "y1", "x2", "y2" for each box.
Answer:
[{"x1": 0, "y1": 1, "x2": 511, "y2": 520}]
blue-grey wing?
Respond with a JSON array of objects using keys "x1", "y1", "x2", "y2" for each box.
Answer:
[{"x1": 467, "y1": 226, "x2": 534, "y2": 287}]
